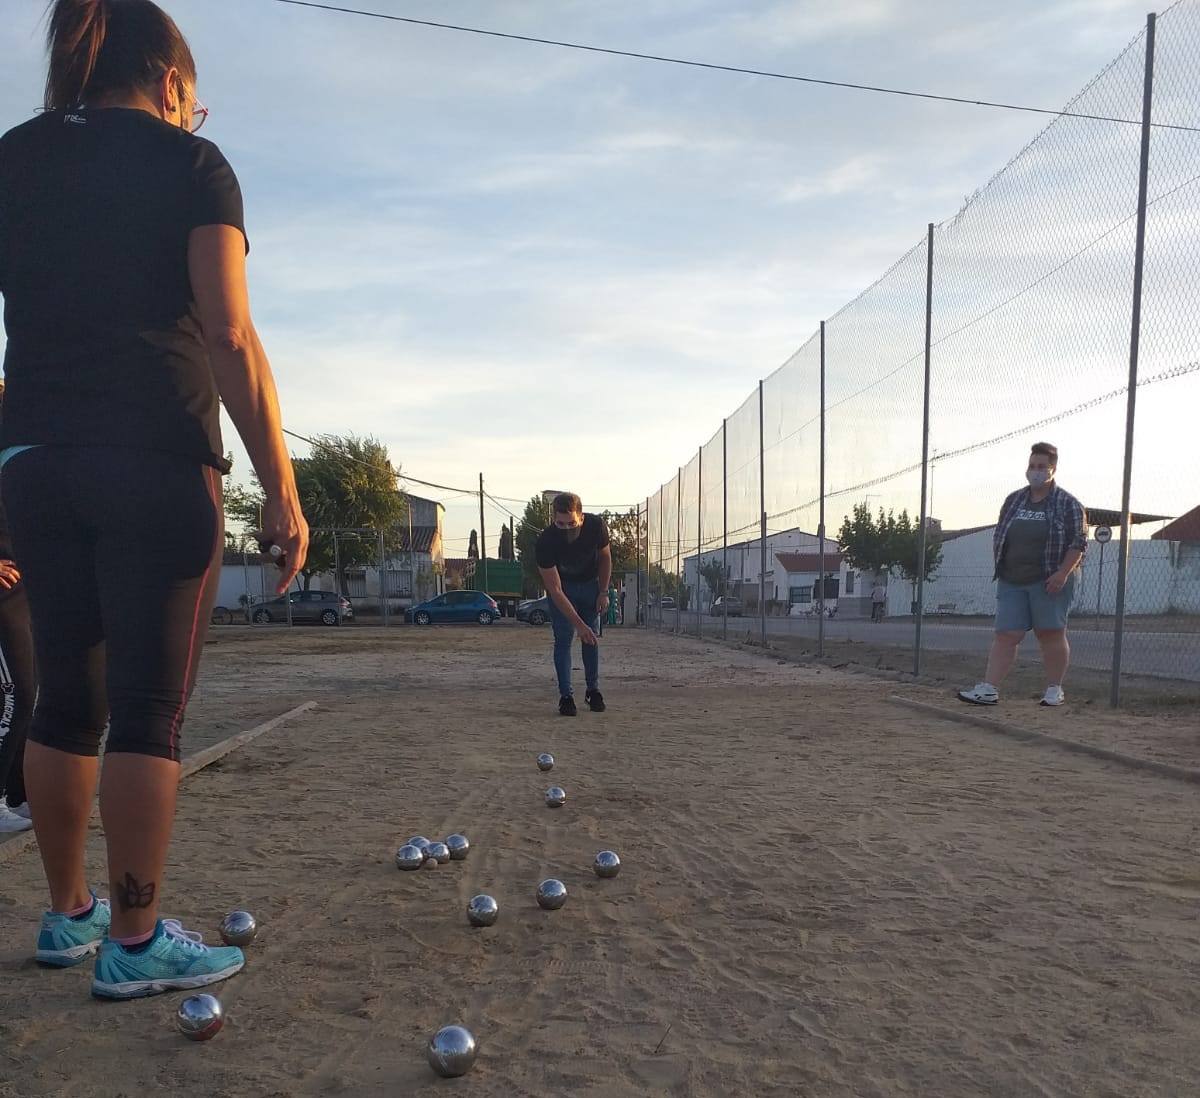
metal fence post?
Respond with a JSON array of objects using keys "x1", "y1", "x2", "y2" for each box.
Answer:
[
  {"x1": 818, "y1": 322, "x2": 827, "y2": 659},
  {"x1": 378, "y1": 528, "x2": 389, "y2": 627},
  {"x1": 722, "y1": 418, "x2": 728, "y2": 643},
  {"x1": 1112, "y1": 13, "x2": 1156, "y2": 708},
  {"x1": 697, "y1": 446, "x2": 703, "y2": 638},
  {"x1": 758, "y1": 379, "x2": 767, "y2": 647},
  {"x1": 658, "y1": 489, "x2": 664, "y2": 630},
  {"x1": 675, "y1": 466, "x2": 682, "y2": 633},
  {"x1": 915, "y1": 222, "x2": 935, "y2": 676}
]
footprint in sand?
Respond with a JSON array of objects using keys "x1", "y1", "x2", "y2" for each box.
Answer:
[{"x1": 1102, "y1": 872, "x2": 1200, "y2": 899}]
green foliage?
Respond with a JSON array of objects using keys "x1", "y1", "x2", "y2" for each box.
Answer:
[
  {"x1": 515, "y1": 495, "x2": 551, "y2": 596},
  {"x1": 837, "y1": 501, "x2": 942, "y2": 590},
  {"x1": 600, "y1": 508, "x2": 641, "y2": 573},
  {"x1": 698, "y1": 559, "x2": 728, "y2": 600},
  {"x1": 224, "y1": 434, "x2": 407, "y2": 590},
  {"x1": 498, "y1": 523, "x2": 515, "y2": 562}
]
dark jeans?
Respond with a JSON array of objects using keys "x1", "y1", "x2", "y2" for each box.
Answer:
[
  {"x1": 548, "y1": 578, "x2": 600, "y2": 697},
  {"x1": 0, "y1": 586, "x2": 34, "y2": 806}
]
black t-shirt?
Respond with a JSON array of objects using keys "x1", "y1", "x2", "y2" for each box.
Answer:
[
  {"x1": 535, "y1": 514, "x2": 610, "y2": 582},
  {"x1": 0, "y1": 108, "x2": 248, "y2": 471}
]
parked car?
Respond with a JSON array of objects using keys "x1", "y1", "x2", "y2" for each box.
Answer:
[
  {"x1": 709, "y1": 596, "x2": 743, "y2": 617},
  {"x1": 250, "y1": 590, "x2": 353, "y2": 626},
  {"x1": 407, "y1": 590, "x2": 501, "y2": 626},
  {"x1": 659, "y1": 596, "x2": 676, "y2": 610},
  {"x1": 516, "y1": 596, "x2": 551, "y2": 626}
]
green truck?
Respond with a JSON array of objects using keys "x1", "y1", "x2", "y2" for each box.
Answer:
[{"x1": 464, "y1": 559, "x2": 524, "y2": 615}]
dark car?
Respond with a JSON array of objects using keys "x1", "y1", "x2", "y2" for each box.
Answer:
[
  {"x1": 516, "y1": 596, "x2": 551, "y2": 626},
  {"x1": 250, "y1": 590, "x2": 353, "y2": 626},
  {"x1": 709, "y1": 596, "x2": 743, "y2": 617},
  {"x1": 407, "y1": 590, "x2": 501, "y2": 626}
]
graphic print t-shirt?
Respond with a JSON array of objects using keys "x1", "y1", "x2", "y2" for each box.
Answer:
[
  {"x1": 1000, "y1": 497, "x2": 1050, "y2": 585},
  {"x1": 0, "y1": 108, "x2": 248, "y2": 471},
  {"x1": 535, "y1": 514, "x2": 610, "y2": 582}
]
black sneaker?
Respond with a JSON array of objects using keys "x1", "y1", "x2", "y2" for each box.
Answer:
[
  {"x1": 558, "y1": 696, "x2": 577, "y2": 717},
  {"x1": 585, "y1": 689, "x2": 606, "y2": 713}
]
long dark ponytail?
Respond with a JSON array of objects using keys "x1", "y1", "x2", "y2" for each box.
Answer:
[{"x1": 44, "y1": 0, "x2": 196, "y2": 112}]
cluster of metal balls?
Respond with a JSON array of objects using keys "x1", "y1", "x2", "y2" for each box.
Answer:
[
  {"x1": 176, "y1": 750, "x2": 622, "y2": 1079},
  {"x1": 394, "y1": 832, "x2": 471, "y2": 871},
  {"x1": 398, "y1": 749, "x2": 623, "y2": 1078}
]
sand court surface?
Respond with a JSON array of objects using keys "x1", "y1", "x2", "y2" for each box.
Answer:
[{"x1": 2, "y1": 625, "x2": 1198, "y2": 1096}]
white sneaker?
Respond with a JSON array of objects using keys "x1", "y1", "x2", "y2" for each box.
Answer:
[
  {"x1": 11, "y1": 801, "x2": 30, "y2": 820},
  {"x1": 958, "y1": 682, "x2": 999, "y2": 706},
  {"x1": 0, "y1": 803, "x2": 33, "y2": 833},
  {"x1": 1040, "y1": 685, "x2": 1066, "y2": 707}
]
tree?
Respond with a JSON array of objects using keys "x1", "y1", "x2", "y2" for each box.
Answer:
[
  {"x1": 699, "y1": 559, "x2": 729, "y2": 601},
  {"x1": 468, "y1": 530, "x2": 479, "y2": 560},
  {"x1": 225, "y1": 434, "x2": 407, "y2": 591},
  {"x1": 498, "y1": 523, "x2": 515, "y2": 562},
  {"x1": 515, "y1": 495, "x2": 551, "y2": 596},
  {"x1": 837, "y1": 501, "x2": 942, "y2": 611},
  {"x1": 836, "y1": 502, "x2": 897, "y2": 580},
  {"x1": 893, "y1": 511, "x2": 943, "y2": 608},
  {"x1": 601, "y1": 508, "x2": 640, "y2": 573}
]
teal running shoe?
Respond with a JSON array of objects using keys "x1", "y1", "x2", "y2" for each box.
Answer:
[
  {"x1": 35, "y1": 894, "x2": 111, "y2": 967},
  {"x1": 92, "y1": 919, "x2": 244, "y2": 1000}
]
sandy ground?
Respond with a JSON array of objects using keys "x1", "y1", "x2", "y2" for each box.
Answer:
[{"x1": 2, "y1": 624, "x2": 1199, "y2": 1096}]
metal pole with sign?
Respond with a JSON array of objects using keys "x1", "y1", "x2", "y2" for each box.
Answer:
[{"x1": 1094, "y1": 525, "x2": 1112, "y2": 628}]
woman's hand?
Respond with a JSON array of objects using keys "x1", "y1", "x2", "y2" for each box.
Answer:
[
  {"x1": 260, "y1": 496, "x2": 309, "y2": 594},
  {"x1": 0, "y1": 559, "x2": 20, "y2": 590}
]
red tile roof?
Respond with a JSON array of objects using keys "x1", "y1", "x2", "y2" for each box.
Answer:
[
  {"x1": 775, "y1": 551, "x2": 844, "y2": 574},
  {"x1": 1152, "y1": 506, "x2": 1200, "y2": 542}
]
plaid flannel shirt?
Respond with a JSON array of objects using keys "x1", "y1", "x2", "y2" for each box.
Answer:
[{"x1": 993, "y1": 484, "x2": 1087, "y2": 581}]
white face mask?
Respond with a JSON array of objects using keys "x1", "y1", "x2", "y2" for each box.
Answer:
[{"x1": 1026, "y1": 469, "x2": 1052, "y2": 488}]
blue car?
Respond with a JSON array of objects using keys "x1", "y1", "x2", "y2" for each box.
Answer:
[{"x1": 407, "y1": 590, "x2": 501, "y2": 626}]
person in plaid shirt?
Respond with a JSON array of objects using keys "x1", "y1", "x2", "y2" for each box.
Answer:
[{"x1": 959, "y1": 442, "x2": 1087, "y2": 708}]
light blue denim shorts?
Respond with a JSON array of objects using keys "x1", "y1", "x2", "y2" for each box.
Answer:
[{"x1": 995, "y1": 575, "x2": 1076, "y2": 633}]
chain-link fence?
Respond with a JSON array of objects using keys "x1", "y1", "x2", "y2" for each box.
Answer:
[{"x1": 640, "y1": 5, "x2": 1200, "y2": 703}]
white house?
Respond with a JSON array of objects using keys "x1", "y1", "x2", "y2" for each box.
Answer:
[{"x1": 682, "y1": 529, "x2": 857, "y2": 611}]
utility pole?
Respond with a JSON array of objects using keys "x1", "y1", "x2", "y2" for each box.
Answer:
[{"x1": 478, "y1": 472, "x2": 489, "y2": 594}]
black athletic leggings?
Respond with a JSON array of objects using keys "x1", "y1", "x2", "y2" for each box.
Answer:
[
  {"x1": 0, "y1": 586, "x2": 35, "y2": 806},
  {"x1": 2, "y1": 446, "x2": 222, "y2": 763}
]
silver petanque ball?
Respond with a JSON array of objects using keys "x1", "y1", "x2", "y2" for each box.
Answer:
[
  {"x1": 467, "y1": 894, "x2": 499, "y2": 927},
  {"x1": 395, "y1": 844, "x2": 426, "y2": 871},
  {"x1": 536, "y1": 878, "x2": 568, "y2": 910},
  {"x1": 445, "y1": 834, "x2": 470, "y2": 861},
  {"x1": 219, "y1": 910, "x2": 258, "y2": 946},
  {"x1": 593, "y1": 850, "x2": 621, "y2": 879},
  {"x1": 427, "y1": 841, "x2": 451, "y2": 865},
  {"x1": 427, "y1": 1024, "x2": 477, "y2": 1078},
  {"x1": 177, "y1": 994, "x2": 225, "y2": 1041},
  {"x1": 537, "y1": 752, "x2": 555, "y2": 772},
  {"x1": 422, "y1": 854, "x2": 439, "y2": 869},
  {"x1": 406, "y1": 835, "x2": 432, "y2": 852},
  {"x1": 545, "y1": 786, "x2": 567, "y2": 808}
]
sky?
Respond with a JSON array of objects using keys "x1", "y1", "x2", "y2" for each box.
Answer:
[{"x1": 1, "y1": 0, "x2": 1190, "y2": 556}]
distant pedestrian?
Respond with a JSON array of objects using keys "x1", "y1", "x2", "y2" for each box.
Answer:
[
  {"x1": 959, "y1": 442, "x2": 1086, "y2": 708},
  {"x1": 870, "y1": 579, "x2": 887, "y2": 623}
]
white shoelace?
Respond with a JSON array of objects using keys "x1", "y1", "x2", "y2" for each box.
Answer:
[{"x1": 162, "y1": 919, "x2": 208, "y2": 952}]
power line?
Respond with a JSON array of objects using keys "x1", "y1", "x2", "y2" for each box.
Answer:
[
  {"x1": 268, "y1": 0, "x2": 1200, "y2": 133},
  {"x1": 279, "y1": 427, "x2": 638, "y2": 510}
]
